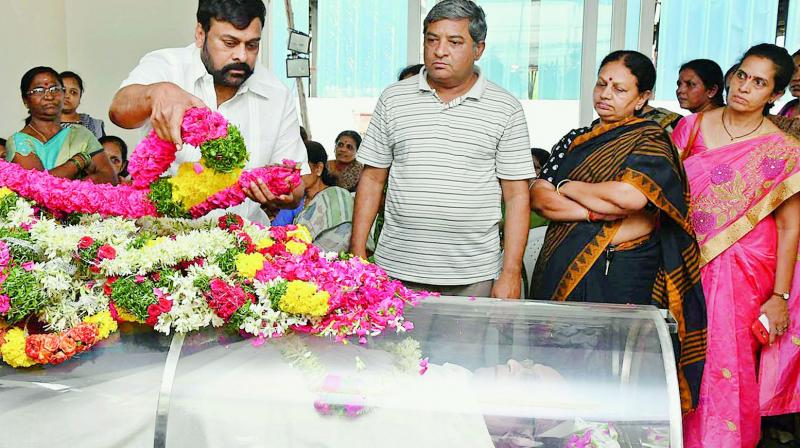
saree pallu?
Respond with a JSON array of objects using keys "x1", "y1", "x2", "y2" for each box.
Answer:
[
  {"x1": 294, "y1": 186, "x2": 354, "y2": 253},
  {"x1": 532, "y1": 117, "x2": 707, "y2": 413},
  {"x1": 675, "y1": 113, "x2": 800, "y2": 447},
  {"x1": 6, "y1": 124, "x2": 103, "y2": 171}
]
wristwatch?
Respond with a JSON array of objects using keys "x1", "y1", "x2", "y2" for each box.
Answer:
[{"x1": 773, "y1": 291, "x2": 790, "y2": 301}]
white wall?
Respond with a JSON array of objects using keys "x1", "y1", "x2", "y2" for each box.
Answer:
[
  {"x1": 63, "y1": 0, "x2": 198, "y2": 145},
  {"x1": 2, "y1": 2, "x2": 724, "y2": 156},
  {"x1": 0, "y1": 0, "x2": 68, "y2": 140}
]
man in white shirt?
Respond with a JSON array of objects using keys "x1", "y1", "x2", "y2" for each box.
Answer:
[{"x1": 109, "y1": 0, "x2": 307, "y2": 224}]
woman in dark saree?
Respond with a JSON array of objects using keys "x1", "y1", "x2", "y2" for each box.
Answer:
[{"x1": 530, "y1": 50, "x2": 707, "y2": 413}]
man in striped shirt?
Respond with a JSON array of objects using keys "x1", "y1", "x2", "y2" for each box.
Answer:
[{"x1": 351, "y1": 0, "x2": 534, "y2": 299}]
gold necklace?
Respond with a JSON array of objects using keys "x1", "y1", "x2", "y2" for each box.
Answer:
[
  {"x1": 721, "y1": 108, "x2": 764, "y2": 140},
  {"x1": 26, "y1": 123, "x2": 52, "y2": 143}
]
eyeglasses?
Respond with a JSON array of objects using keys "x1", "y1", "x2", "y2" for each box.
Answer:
[{"x1": 27, "y1": 86, "x2": 65, "y2": 97}]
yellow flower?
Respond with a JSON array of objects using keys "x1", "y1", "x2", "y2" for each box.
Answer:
[
  {"x1": 168, "y1": 161, "x2": 242, "y2": 209},
  {"x1": 115, "y1": 306, "x2": 144, "y2": 324},
  {"x1": 83, "y1": 311, "x2": 118, "y2": 340},
  {"x1": 256, "y1": 238, "x2": 275, "y2": 250},
  {"x1": 235, "y1": 252, "x2": 267, "y2": 278},
  {"x1": 145, "y1": 237, "x2": 168, "y2": 248},
  {"x1": 285, "y1": 241, "x2": 308, "y2": 255},
  {"x1": 288, "y1": 225, "x2": 312, "y2": 244},
  {"x1": 1, "y1": 328, "x2": 36, "y2": 368},
  {"x1": 279, "y1": 280, "x2": 330, "y2": 317},
  {"x1": 0, "y1": 188, "x2": 15, "y2": 199}
]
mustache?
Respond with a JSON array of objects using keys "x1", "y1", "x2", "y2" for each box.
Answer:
[{"x1": 220, "y1": 63, "x2": 252, "y2": 76}]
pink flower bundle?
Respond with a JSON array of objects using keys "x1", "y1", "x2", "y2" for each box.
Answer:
[
  {"x1": 264, "y1": 160, "x2": 303, "y2": 196},
  {"x1": 180, "y1": 108, "x2": 228, "y2": 147},
  {"x1": 127, "y1": 132, "x2": 178, "y2": 188},
  {"x1": 128, "y1": 108, "x2": 228, "y2": 188},
  {"x1": 188, "y1": 163, "x2": 302, "y2": 218}
]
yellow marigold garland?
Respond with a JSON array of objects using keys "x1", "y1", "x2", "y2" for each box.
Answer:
[
  {"x1": 83, "y1": 311, "x2": 118, "y2": 340},
  {"x1": 288, "y1": 226, "x2": 312, "y2": 244},
  {"x1": 285, "y1": 241, "x2": 308, "y2": 255},
  {"x1": 235, "y1": 252, "x2": 267, "y2": 279},
  {"x1": 0, "y1": 328, "x2": 36, "y2": 368},
  {"x1": 279, "y1": 280, "x2": 330, "y2": 317},
  {"x1": 168, "y1": 161, "x2": 242, "y2": 209}
]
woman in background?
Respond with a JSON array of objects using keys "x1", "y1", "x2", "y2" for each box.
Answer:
[
  {"x1": 60, "y1": 71, "x2": 105, "y2": 139},
  {"x1": 295, "y1": 141, "x2": 354, "y2": 253},
  {"x1": 326, "y1": 130, "x2": 363, "y2": 192},
  {"x1": 676, "y1": 59, "x2": 725, "y2": 114},
  {"x1": 6, "y1": 66, "x2": 116, "y2": 184}
]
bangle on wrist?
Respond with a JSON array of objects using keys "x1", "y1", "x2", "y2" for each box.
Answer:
[
  {"x1": 587, "y1": 210, "x2": 596, "y2": 222},
  {"x1": 556, "y1": 179, "x2": 571, "y2": 196},
  {"x1": 67, "y1": 157, "x2": 83, "y2": 174},
  {"x1": 80, "y1": 152, "x2": 92, "y2": 171}
]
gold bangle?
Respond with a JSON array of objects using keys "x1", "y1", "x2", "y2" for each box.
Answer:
[
  {"x1": 556, "y1": 179, "x2": 571, "y2": 195},
  {"x1": 67, "y1": 157, "x2": 83, "y2": 173},
  {"x1": 80, "y1": 152, "x2": 92, "y2": 171}
]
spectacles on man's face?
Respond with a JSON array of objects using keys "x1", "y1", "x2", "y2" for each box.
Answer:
[{"x1": 27, "y1": 86, "x2": 65, "y2": 97}]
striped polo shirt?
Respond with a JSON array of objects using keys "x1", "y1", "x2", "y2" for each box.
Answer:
[{"x1": 358, "y1": 68, "x2": 534, "y2": 285}]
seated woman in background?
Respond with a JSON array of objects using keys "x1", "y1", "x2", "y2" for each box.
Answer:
[
  {"x1": 676, "y1": 59, "x2": 725, "y2": 114},
  {"x1": 531, "y1": 50, "x2": 706, "y2": 413},
  {"x1": 326, "y1": 130, "x2": 363, "y2": 192},
  {"x1": 5, "y1": 67, "x2": 117, "y2": 184},
  {"x1": 295, "y1": 141, "x2": 354, "y2": 253},
  {"x1": 678, "y1": 43, "x2": 800, "y2": 448},
  {"x1": 776, "y1": 49, "x2": 800, "y2": 119},
  {"x1": 60, "y1": 71, "x2": 105, "y2": 139}
]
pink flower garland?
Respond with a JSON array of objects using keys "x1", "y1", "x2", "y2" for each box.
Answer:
[
  {"x1": 127, "y1": 108, "x2": 226, "y2": 188},
  {"x1": 0, "y1": 107, "x2": 302, "y2": 219},
  {"x1": 0, "y1": 160, "x2": 157, "y2": 218},
  {"x1": 188, "y1": 162, "x2": 301, "y2": 218}
]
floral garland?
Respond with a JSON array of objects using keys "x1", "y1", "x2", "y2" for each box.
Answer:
[
  {"x1": 0, "y1": 108, "x2": 301, "y2": 219},
  {"x1": 0, "y1": 191, "x2": 428, "y2": 368}
]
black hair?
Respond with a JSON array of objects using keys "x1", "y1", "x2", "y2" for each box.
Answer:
[
  {"x1": 600, "y1": 50, "x2": 656, "y2": 92},
  {"x1": 197, "y1": 0, "x2": 266, "y2": 32},
  {"x1": 335, "y1": 130, "x2": 362, "y2": 150},
  {"x1": 60, "y1": 71, "x2": 84, "y2": 93},
  {"x1": 0, "y1": 138, "x2": 6, "y2": 147},
  {"x1": 724, "y1": 63, "x2": 740, "y2": 97},
  {"x1": 599, "y1": 50, "x2": 656, "y2": 116},
  {"x1": 530, "y1": 148, "x2": 550, "y2": 168},
  {"x1": 737, "y1": 44, "x2": 795, "y2": 115},
  {"x1": 299, "y1": 125, "x2": 308, "y2": 143},
  {"x1": 21, "y1": 66, "x2": 62, "y2": 99},
  {"x1": 305, "y1": 141, "x2": 337, "y2": 187},
  {"x1": 20, "y1": 66, "x2": 63, "y2": 125},
  {"x1": 398, "y1": 64, "x2": 423, "y2": 81},
  {"x1": 99, "y1": 135, "x2": 129, "y2": 177},
  {"x1": 739, "y1": 43, "x2": 795, "y2": 93},
  {"x1": 793, "y1": 49, "x2": 800, "y2": 58},
  {"x1": 679, "y1": 59, "x2": 725, "y2": 107}
]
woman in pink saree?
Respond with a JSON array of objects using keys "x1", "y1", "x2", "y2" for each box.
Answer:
[{"x1": 676, "y1": 44, "x2": 800, "y2": 448}]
